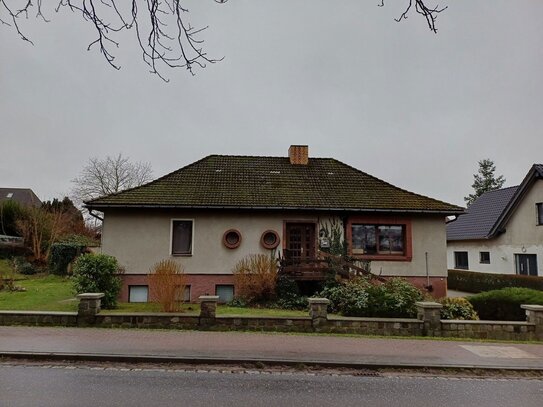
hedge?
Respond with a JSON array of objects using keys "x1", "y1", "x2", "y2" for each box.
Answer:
[
  {"x1": 448, "y1": 269, "x2": 543, "y2": 293},
  {"x1": 48, "y1": 243, "x2": 86, "y2": 275},
  {"x1": 468, "y1": 287, "x2": 543, "y2": 321}
]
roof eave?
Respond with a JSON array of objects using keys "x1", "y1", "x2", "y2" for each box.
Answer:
[{"x1": 85, "y1": 203, "x2": 463, "y2": 215}]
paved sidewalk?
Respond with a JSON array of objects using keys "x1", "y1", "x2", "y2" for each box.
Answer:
[{"x1": 1, "y1": 326, "x2": 542, "y2": 370}]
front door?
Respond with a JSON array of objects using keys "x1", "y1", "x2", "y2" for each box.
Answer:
[
  {"x1": 285, "y1": 223, "x2": 316, "y2": 263},
  {"x1": 515, "y1": 254, "x2": 538, "y2": 276}
]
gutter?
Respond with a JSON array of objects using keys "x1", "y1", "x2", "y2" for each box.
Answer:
[{"x1": 85, "y1": 204, "x2": 463, "y2": 216}]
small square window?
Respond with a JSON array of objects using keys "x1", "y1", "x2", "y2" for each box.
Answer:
[
  {"x1": 479, "y1": 251, "x2": 490, "y2": 264},
  {"x1": 129, "y1": 285, "x2": 149, "y2": 303},
  {"x1": 537, "y1": 203, "x2": 543, "y2": 226},
  {"x1": 172, "y1": 220, "x2": 193, "y2": 255},
  {"x1": 215, "y1": 285, "x2": 234, "y2": 303}
]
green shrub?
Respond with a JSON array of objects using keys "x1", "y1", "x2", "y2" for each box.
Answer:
[
  {"x1": 319, "y1": 277, "x2": 424, "y2": 318},
  {"x1": 439, "y1": 297, "x2": 478, "y2": 320},
  {"x1": 366, "y1": 278, "x2": 424, "y2": 318},
  {"x1": 12, "y1": 257, "x2": 41, "y2": 275},
  {"x1": 48, "y1": 243, "x2": 86, "y2": 275},
  {"x1": 468, "y1": 287, "x2": 543, "y2": 321},
  {"x1": 448, "y1": 269, "x2": 543, "y2": 293},
  {"x1": 274, "y1": 275, "x2": 308, "y2": 310},
  {"x1": 72, "y1": 253, "x2": 122, "y2": 309}
]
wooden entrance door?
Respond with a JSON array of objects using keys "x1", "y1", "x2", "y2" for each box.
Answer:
[{"x1": 285, "y1": 223, "x2": 316, "y2": 263}]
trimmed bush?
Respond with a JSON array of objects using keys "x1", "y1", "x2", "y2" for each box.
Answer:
[
  {"x1": 448, "y1": 269, "x2": 543, "y2": 293},
  {"x1": 439, "y1": 297, "x2": 478, "y2": 320},
  {"x1": 468, "y1": 287, "x2": 543, "y2": 321},
  {"x1": 48, "y1": 243, "x2": 86, "y2": 275},
  {"x1": 72, "y1": 253, "x2": 122, "y2": 309}
]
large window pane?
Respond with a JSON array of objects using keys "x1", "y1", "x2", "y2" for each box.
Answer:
[
  {"x1": 216, "y1": 285, "x2": 234, "y2": 303},
  {"x1": 129, "y1": 285, "x2": 149, "y2": 303},
  {"x1": 172, "y1": 220, "x2": 192, "y2": 255},
  {"x1": 352, "y1": 224, "x2": 405, "y2": 256},
  {"x1": 351, "y1": 225, "x2": 376, "y2": 254}
]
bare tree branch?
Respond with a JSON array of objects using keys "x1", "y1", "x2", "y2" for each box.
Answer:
[
  {"x1": 379, "y1": 0, "x2": 447, "y2": 33},
  {"x1": 71, "y1": 153, "x2": 153, "y2": 204},
  {"x1": 0, "y1": 0, "x2": 229, "y2": 80},
  {"x1": 1, "y1": 1, "x2": 446, "y2": 80}
]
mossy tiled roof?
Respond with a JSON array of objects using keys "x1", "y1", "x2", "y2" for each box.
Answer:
[{"x1": 86, "y1": 155, "x2": 463, "y2": 213}]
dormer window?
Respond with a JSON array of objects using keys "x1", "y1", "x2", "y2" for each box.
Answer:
[{"x1": 537, "y1": 203, "x2": 543, "y2": 226}]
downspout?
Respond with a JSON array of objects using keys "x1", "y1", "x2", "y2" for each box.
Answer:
[
  {"x1": 425, "y1": 252, "x2": 433, "y2": 292},
  {"x1": 88, "y1": 209, "x2": 103, "y2": 222}
]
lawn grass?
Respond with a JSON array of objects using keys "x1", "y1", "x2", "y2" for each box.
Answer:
[
  {"x1": 0, "y1": 274, "x2": 77, "y2": 312},
  {"x1": 0, "y1": 272, "x2": 307, "y2": 317}
]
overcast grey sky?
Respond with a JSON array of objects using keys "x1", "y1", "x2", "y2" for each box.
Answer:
[{"x1": 1, "y1": 0, "x2": 542, "y2": 206}]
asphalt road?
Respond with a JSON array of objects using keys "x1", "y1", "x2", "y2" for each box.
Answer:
[{"x1": 1, "y1": 363, "x2": 543, "y2": 407}]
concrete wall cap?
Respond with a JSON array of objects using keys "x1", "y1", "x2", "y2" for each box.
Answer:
[
  {"x1": 76, "y1": 293, "x2": 105, "y2": 300},
  {"x1": 308, "y1": 298, "x2": 330, "y2": 305},
  {"x1": 415, "y1": 301, "x2": 443, "y2": 309},
  {"x1": 198, "y1": 295, "x2": 220, "y2": 301},
  {"x1": 521, "y1": 304, "x2": 543, "y2": 311}
]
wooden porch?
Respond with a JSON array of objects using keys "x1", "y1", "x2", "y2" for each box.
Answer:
[{"x1": 278, "y1": 250, "x2": 383, "y2": 282}]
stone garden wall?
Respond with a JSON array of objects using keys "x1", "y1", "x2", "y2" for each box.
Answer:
[{"x1": 0, "y1": 295, "x2": 541, "y2": 341}]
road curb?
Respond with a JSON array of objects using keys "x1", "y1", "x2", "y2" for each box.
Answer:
[{"x1": 2, "y1": 351, "x2": 543, "y2": 372}]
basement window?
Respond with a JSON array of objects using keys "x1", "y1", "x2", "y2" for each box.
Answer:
[{"x1": 129, "y1": 285, "x2": 149, "y2": 303}]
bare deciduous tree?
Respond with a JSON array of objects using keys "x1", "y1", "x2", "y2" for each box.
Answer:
[
  {"x1": 1, "y1": 1, "x2": 447, "y2": 80},
  {"x1": 71, "y1": 153, "x2": 153, "y2": 204}
]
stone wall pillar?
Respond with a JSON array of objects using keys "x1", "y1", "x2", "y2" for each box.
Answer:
[
  {"x1": 199, "y1": 295, "x2": 219, "y2": 326},
  {"x1": 416, "y1": 301, "x2": 443, "y2": 336},
  {"x1": 521, "y1": 304, "x2": 543, "y2": 340},
  {"x1": 77, "y1": 293, "x2": 104, "y2": 326},
  {"x1": 308, "y1": 298, "x2": 330, "y2": 331}
]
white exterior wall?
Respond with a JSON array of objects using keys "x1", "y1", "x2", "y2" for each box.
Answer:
[
  {"x1": 101, "y1": 209, "x2": 448, "y2": 278},
  {"x1": 447, "y1": 179, "x2": 543, "y2": 276}
]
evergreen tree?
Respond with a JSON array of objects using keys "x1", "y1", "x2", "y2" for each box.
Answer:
[{"x1": 464, "y1": 159, "x2": 506, "y2": 206}]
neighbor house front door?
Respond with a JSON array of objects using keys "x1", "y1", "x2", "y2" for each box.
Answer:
[
  {"x1": 285, "y1": 223, "x2": 316, "y2": 262},
  {"x1": 515, "y1": 254, "x2": 538, "y2": 276}
]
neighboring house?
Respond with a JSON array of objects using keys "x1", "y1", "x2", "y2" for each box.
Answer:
[
  {"x1": 86, "y1": 145, "x2": 462, "y2": 302},
  {"x1": 447, "y1": 164, "x2": 543, "y2": 276},
  {"x1": 0, "y1": 188, "x2": 41, "y2": 207}
]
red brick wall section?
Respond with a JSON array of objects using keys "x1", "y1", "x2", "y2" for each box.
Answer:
[{"x1": 120, "y1": 274, "x2": 235, "y2": 302}]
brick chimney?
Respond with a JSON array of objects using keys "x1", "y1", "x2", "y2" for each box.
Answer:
[{"x1": 288, "y1": 145, "x2": 309, "y2": 165}]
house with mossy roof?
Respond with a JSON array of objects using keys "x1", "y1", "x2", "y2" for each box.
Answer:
[{"x1": 86, "y1": 145, "x2": 462, "y2": 302}]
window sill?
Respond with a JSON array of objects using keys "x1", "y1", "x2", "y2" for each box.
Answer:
[
  {"x1": 171, "y1": 253, "x2": 193, "y2": 257},
  {"x1": 351, "y1": 254, "x2": 412, "y2": 262}
]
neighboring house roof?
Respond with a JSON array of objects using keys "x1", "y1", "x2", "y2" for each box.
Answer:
[
  {"x1": 0, "y1": 188, "x2": 41, "y2": 207},
  {"x1": 447, "y1": 163, "x2": 543, "y2": 241},
  {"x1": 86, "y1": 154, "x2": 462, "y2": 214},
  {"x1": 446, "y1": 186, "x2": 518, "y2": 241}
]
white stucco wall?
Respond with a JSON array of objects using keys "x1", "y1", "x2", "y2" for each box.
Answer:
[
  {"x1": 100, "y1": 209, "x2": 448, "y2": 278},
  {"x1": 447, "y1": 179, "x2": 543, "y2": 275}
]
